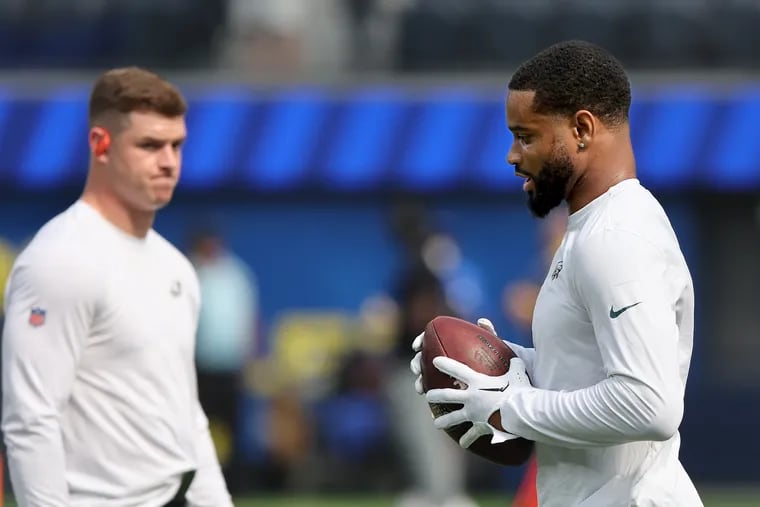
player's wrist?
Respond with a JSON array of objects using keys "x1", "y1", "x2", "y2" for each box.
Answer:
[{"x1": 488, "y1": 409, "x2": 506, "y2": 432}]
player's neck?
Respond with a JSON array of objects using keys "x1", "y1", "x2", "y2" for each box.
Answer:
[
  {"x1": 566, "y1": 136, "x2": 636, "y2": 214},
  {"x1": 81, "y1": 188, "x2": 155, "y2": 239}
]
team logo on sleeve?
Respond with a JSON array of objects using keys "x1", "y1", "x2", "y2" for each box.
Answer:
[
  {"x1": 28, "y1": 307, "x2": 46, "y2": 327},
  {"x1": 551, "y1": 260, "x2": 563, "y2": 280}
]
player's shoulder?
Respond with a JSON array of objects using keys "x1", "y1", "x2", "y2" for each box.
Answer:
[
  {"x1": 570, "y1": 183, "x2": 648, "y2": 249},
  {"x1": 578, "y1": 180, "x2": 672, "y2": 248},
  {"x1": 14, "y1": 203, "x2": 103, "y2": 274},
  {"x1": 570, "y1": 182, "x2": 681, "y2": 285},
  {"x1": 9, "y1": 222, "x2": 104, "y2": 303},
  {"x1": 607, "y1": 179, "x2": 666, "y2": 223}
]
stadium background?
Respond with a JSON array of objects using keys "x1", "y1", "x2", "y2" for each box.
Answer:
[{"x1": 0, "y1": 1, "x2": 759, "y2": 505}]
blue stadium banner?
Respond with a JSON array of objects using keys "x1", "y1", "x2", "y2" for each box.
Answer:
[{"x1": 0, "y1": 83, "x2": 758, "y2": 192}]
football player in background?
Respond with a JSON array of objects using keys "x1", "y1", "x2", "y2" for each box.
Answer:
[
  {"x1": 412, "y1": 40, "x2": 703, "y2": 506},
  {"x1": 2, "y1": 67, "x2": 232, "y2": 506},
  {"x1": 385, "y1": 202, "x2": 476, "y2": 507}
]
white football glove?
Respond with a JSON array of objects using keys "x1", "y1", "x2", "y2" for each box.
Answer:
[
  {"x1": 426, "y1": 356, "x2": 531, "y2": 448},
  {"x1": 476, "y1": 317, "x2": 497, "y2": 336},
  {"x1": 411, "y1": 318, "x2": 498, "y2": 395},
  {"x1": 410, "y1": 332, "x2": 424, "y2": 394}
]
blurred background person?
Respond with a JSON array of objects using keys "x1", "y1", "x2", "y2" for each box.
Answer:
[
  {"x1": 0, "y1": 238, "x2": 15, "y2": 333},
  {"x1": 383, "y1": 200, "x2": 477, "y2": 507},
  {"x1": 220, "y1": 0, "x2": 350, "y2": 77},
  {"x1": 0, "y1": 236, "x2": 15, "y2": 471},
  {"x1": 421, "y1": 232, "x2": 487, "y2": 325},
  {"x1": 189, "y1": 227, "x2": 260, "y2": 494}
]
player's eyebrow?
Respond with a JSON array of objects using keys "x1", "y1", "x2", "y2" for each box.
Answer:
[
  {"x1": 138, "y1": 135, "x2": 186, "y2": 145},
  {"x1": 508, "y1": 124, "x2": 530, "y2": 133}
]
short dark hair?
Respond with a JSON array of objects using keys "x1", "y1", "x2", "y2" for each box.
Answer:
[
  {"x1": 508, "y1": 40, "x2": 631, "y2": 126},
  {"x1": 88, "y1": 67, "x2": 187, "y2": 125}
]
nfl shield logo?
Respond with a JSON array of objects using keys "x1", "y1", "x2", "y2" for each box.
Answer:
[{"x1": 29, "y1": 307, "x2": 46, "y2": 327}]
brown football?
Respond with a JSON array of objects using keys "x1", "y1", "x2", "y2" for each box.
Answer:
[{"x1": 421, "y1": 315, "x2": 534, "y2": 466}]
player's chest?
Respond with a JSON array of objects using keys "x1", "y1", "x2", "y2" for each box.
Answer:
[
  {"x1": 88, "y1": 266, "x2": 197, "y2": 360},
  {"x1": 531, "y1": 254, "x2": 604, "y2": 389}
]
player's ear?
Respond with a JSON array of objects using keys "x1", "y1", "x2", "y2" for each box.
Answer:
[
  {"x1": 89, "y1": 127, "x2": 111, "y2": 162},
  {"x1": 572, "y1": 110, "x2": 595, "y2": 151}
]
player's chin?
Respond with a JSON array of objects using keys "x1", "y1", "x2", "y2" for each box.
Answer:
[
  {"x1": 527, "y1": 193, "x2": 556, "y2": 218},
  {"x1": 151, "y1": 182, "x2": 177, "y2": 204},
  {"x1": 146, "y1": 189, "x2": 175, "y2": 210}
]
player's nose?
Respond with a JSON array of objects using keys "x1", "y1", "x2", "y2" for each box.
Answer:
[
  {"x1": 506, "y1": 145, "x2": 521, "y2": 166},
  {"x1": 157, "y1": 145, "x2": 179, "y2": 172}
]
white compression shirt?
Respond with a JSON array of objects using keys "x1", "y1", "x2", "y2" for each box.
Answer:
[
  {"x1": 2, "y1": 201, "x2": 232, "y2": 507},
  {"x1": 501, "y1": 179, "x2": 703, "y2": 507}
]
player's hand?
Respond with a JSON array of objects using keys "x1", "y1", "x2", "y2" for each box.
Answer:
[
  {"x1": 426, "y1": 356, "x2": 531, "y2": 448},
  {"x1": 477, "y1": 317, "x2": 498, "y2": 335},
  {"x1": 410, "y1": 332, "x2": 424, "y2": 394}
]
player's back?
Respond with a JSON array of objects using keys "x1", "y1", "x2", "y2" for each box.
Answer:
[{"x1": 530, "y1": 179, "x2": 701, "y2": 506}]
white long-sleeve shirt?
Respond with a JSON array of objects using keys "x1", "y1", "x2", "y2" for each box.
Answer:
[
  {"x1": 501, "y1": 179, "x2": 702, "y2": 507},
  {"x1": 2, "y1": 201, "x2": 232, "y2": 507}
]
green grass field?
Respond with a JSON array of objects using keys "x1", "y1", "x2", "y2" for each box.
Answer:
[
  {"x1": 227, "y1": 491, "x2": 760, "y2": 507},
  {"x1": 5, "y1": 488, "x2": 759, "y2": 506},
  {"x1": 225, "y1": 490, "x2": 759, "y2": 507}
]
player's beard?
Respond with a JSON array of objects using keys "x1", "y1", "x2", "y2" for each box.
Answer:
[{"x1": 526, "y1": 144, "x2": 574, "y2": 218}]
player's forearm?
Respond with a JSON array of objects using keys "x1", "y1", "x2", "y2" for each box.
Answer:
[
  {"x1": 4, "y1": 419, "x2": 70, "y2": 505},
  {"x1": 499, "y1": 375, "x2": 683, "y2": 448}
]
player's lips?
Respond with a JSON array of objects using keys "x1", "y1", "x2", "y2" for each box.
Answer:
[
  {"x1": 515, "y1": 170, "x2": 533, "y2": 191},
  {"x1": 150, "y1": 178, "x2": 176, "y2": 190},
  {"x1": 151, "y1": 175, "x2": 176, "y2": 183}
]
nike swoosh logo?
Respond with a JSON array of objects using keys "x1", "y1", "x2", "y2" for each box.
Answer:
[
  {"x1": 609, "y1": 301, "x2": 642, "y2": 319},
  {"x1": 480, "y1": 385, "x2": 508, "y2": 392}
]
